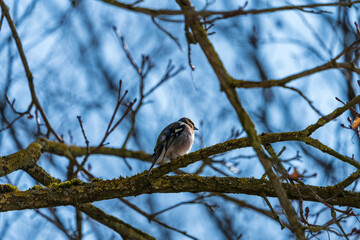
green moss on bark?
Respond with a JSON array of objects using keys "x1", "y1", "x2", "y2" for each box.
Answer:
[{"x1": 0, "y1": 184, "x2": 18, "y2": 193}]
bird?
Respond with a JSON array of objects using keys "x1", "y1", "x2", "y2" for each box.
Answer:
[{"x1": 147, "y1": 117, "x2": 198, "y2": 176}]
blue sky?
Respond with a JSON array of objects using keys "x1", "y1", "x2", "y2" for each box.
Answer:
[{"x1": 1, "y1": 0, "x2": 360, "y2": 239}]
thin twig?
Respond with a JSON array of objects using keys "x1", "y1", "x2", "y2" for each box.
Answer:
[
  {"x1": 99, "y1": 0, "x2": 360, "y2": 19},
  {"x1": 152, "y1": 16, "x2": 183, "y2": 51},
  {"x1": 119, "y1": 198, "x2": 199, "y2": 240},
  {"x1": 283, "y1": 86, "x2": 323, "y2": 116},
  {"x1": 0, "y1": 0, "x2": 62, "y2": 142},
  {"x1": 144, "y1": 60, "x2": 184, "y2": 97},
  {"x1": 77, "y1": 116, "x2": 90, "y2": 154},
  {"x1": 113, "y1": 27, "x2": 183, "y2": 149},
  {"x1": 113, "y1": 26, "x2": 141, "y2": 74},
  {"x1": 262, "y1": 194, "x2": 286, "y2": 230},
  {"x1": 35, "y1": 209, "x2": 76, "y2": 240},
  {"x1": 149, "y1": 194, "x2": 211, "y2": 218},
  {"x1": 73, "y1": 80, "x2": 136, "y2": 176},
  {"x1": 185, "y1": 25, "x2": 196, "y2": 71},
  {"x1": 0, "y1": 95, "x2": 33, "y2": 132}
]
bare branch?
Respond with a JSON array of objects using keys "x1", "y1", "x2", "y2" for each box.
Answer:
[
  {"x1": 99, "y1": 0, "x2": 360, "y2": 19},
  {"x1": 2, "y1": 175, "x2": 360, "y2": 212},
  {"x1": 73, "y1": 80, "x2": 136, "y2": 176},
  {"x1": 152, "y1": 16, "x2": 183, "y2": 51},
  {"x1": 0, "y1": 0, "x2": 62, "y2": 141}
]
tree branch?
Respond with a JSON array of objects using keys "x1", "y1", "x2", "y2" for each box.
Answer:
[
  {"x1": 0, "y1": 0, "x2": 62, "y2": 141},
  {"x1": 1, "y1": 175, "x2": 360, "y2": 212},
  {"x1": 22, "y1": 159, "x2": 155, "y2": 240},
  {"x1": 99, "y1": 0, "x2": 360, "y2": 19},
  {"x1": 176, "y1": 1, "x2": 305, "y2": 237}
]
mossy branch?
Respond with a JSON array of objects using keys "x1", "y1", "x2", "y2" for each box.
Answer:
[
  {"x1": 1, "y1": 175, "x2": 360, "y2": 212},
  {"x1": 0, "y1": 138, "x2": 46, "y2": 176},
  {"x1": 21, "y1": 160, "x2": 155, "y2": 240}
]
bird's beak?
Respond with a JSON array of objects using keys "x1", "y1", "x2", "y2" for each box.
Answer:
[{"x1": 194, "y1": 126, "x2": 198, "y2": 130}]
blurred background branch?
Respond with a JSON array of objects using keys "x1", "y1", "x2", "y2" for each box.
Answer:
[{"x1": 1, "y1": 0, "x2": 360, "y2": 239}]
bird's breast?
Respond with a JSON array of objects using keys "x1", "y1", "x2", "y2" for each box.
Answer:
[{"x1": 166, "y1": 131, "x2": 194, "y2": 159}]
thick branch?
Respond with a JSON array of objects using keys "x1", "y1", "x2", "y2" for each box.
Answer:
[
  {"x1": 176, "y1": 1, "x2": 305, "y2": 237},
  {"x1": 22, "y1": 162, "x2": 155, "y2": 240},
  {"x1": 0, "y1": 139, "x2": 45, "y2": 177},
  {"x1": 1, "y1": 175, "x2": 360, "y2": 212}
]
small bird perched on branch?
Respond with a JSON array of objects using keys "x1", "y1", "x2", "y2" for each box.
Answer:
[{"x1": 147, "y1": 117, "x2": 198, "y2": 176}]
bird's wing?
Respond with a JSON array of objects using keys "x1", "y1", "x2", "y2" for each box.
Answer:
[
  {"x1": 148, "y1": 121, "x2": 185, "y2": 177},
  {"x1": 154, "y1": 121, "x2": 185, "y2": 153}
]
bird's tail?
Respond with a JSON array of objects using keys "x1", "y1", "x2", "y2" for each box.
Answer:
[
  {"x1": 147, "y1": 157, "x2": 157, "y2": 177},
  {"x1": 147, "y1": 147, "x2": 166, "y2": 177}
]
